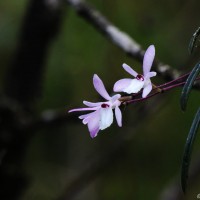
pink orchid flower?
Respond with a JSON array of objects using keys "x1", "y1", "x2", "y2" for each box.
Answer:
[
  {"x1": 68, "y1": 74, "x2": 122, "y2": 138},
  {"x1": 114, "y1": 45, "x2": 157, "y2": 98}
]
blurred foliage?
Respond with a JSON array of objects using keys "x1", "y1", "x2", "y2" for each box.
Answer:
[
  {"x1": 180, "y1": 62, "x2": 200, "y2": 111},
  {"x1": 180, "y1": 27, "x2": 200, "y2": 192},
  {"x1": 1, "y1": 0, "x2": 200, "y2": 200},
  {"x1": 181, "y1": 107, "x2": 200, "y2": 192}
]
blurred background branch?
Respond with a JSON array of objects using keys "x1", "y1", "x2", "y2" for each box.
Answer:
[
  {"x1": 0, "y1": 0, "x2": 65, "y2": 199},
  {"x1": 66, "y1": 0, "x2": 190, "y2": 82},
  {"x1": 4, "y1": 0, "x2": 64, "y2": 110}
]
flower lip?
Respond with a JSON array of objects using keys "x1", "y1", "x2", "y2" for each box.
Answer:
[
  {"x1": 136, "y1": 74, "x2": 144, "y2": 81},
  {"x1": 93, "y1": 74, "x2": 111, "y2": 100}
]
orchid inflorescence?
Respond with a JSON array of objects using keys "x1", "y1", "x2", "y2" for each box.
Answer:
[{"x1": 68, "y1": 45, "x2": 191, "y2": 138}]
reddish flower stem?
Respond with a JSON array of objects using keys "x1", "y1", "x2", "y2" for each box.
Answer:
[
  {"x1": 157, "y1": 72, "x2": 190, "y2": 89},
  {"x1": 126, "y1": 91, "x2": 160, "y2": 104},
  {"x1": 121, "y1": 72, "x2": 190, "y2": 103},
  {"x1": 125, "y1": 75, "x2": 200, "y2": 105}
]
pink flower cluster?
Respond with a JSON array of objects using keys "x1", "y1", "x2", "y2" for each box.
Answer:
[{"x1": 69, "y1": 45, "x2": 157, "y2": 138}]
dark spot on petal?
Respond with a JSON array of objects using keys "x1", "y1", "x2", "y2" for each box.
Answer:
[
  {"x1": 101, "y1": 103, "x2": 109, "y2": 108},
  {"x1": 136, "y1": 74, "x2": 144, "y2": 81}
]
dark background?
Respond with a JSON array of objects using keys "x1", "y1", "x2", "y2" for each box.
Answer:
[{"x1": 0, "y1": 0, "x2": 200, "y2": 199}]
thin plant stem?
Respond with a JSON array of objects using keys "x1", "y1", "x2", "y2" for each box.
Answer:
[
  {"x1": 125, "y1": 76, "x2": 200, "y2": 105},
  {"x1": 163, "y1": 76, "x2": 200, "y2": 91},
  {"x1": 126, "y1": 91, "x2": 160, "y2": 104},
  {"x1": 162, "y1": 82, "x2": 186, "y2": 91},
  {"x1": 157, "y1": 72, "x2": 190, "y2": 89}
]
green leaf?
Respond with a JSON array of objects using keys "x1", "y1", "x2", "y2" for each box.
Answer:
[
  {"x1": 188, "y1": 27, "x2": 200, "y2": 54},
  {"x1": 181, "y1": 107, "x2": 200, "y2": 192},
  {"x1": 180, "y1": 61, "x2": 200, "y2": 111}
]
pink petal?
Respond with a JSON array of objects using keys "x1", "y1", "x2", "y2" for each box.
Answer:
[
  {"x1": 89, "y1": 126, "x2": 99, "y2": 138},
  {"x1": 68, "y1": 107, "x2": 97, "y2": 113},
  {"x1": 111, "y1": 94, "x2": 121, "y2": 103},
  {"x1": 79, "y1": 113, "x2": 93, "y2": 124},
  {"x1": 87, "y1": 110, "x2": 100, "y2": 138},
  {"x1": 79, "y1": 113, "x2": 91, "y2": 120},
  {"x1": 99, "y1": 107, "x2": 113, "y2": 130},
  {"x1": 143, "y1": 45, "x2": 155, "y2": 76},
  {"x1": 93, "y1": 74, "x2": 111, "y2": 100},
  {"x1": 123, "y1": 79, "x2": 144, "y2": 94},
  {"x1": 115, "y1": 106, "x2": 122, "y2": 127},
  {"x1": 142, "y1": 83, "x2": 152, "y2": 98},
  {"x1": 122, "y1": 63, "x2": 138, "y2": 77},
  {"x1": 83, "y1": 117, "x2": 91, "y2": 125},
  {"x1": 113, "y1": 78, "x2": 133, "y2": 92},
  {"x1": 145, "y1": 71, "x2": 157, "y2": 79},
  {"x1": 83, "y1": 101, "x2": 102, "y2": 107}
]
